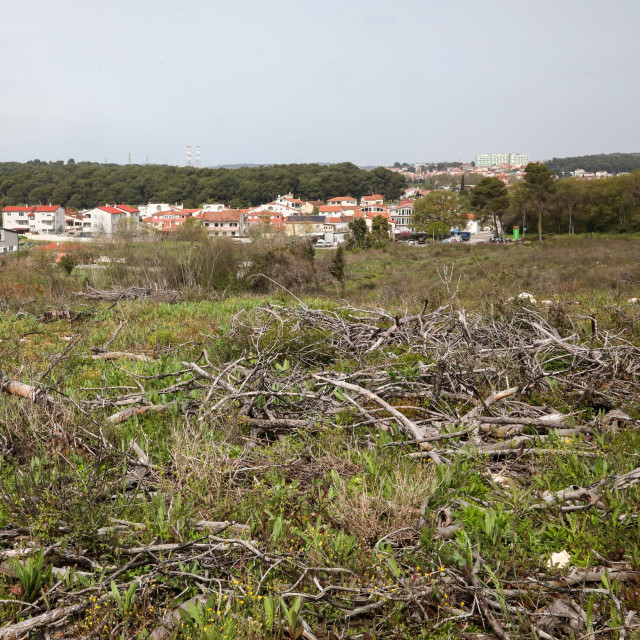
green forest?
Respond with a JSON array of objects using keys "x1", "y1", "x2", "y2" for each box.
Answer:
[
  {"x1": 0, "y1": 161, "x2": 406, "y2": 209},
  {"x1": 546, "y1": 152, "x2": 640, "y2": 176}
]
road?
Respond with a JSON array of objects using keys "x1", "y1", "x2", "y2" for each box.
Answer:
[{"x1": 469, "y1": 231, "x2": 492, "y2": 244}]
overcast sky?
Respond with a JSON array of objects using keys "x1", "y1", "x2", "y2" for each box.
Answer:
[{"x1": 1, "y1": 0, "x2": 639, "y2": 166}]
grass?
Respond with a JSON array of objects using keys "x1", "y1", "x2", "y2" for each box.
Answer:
[{"x1": 0, "y1": 235, "x2": 639, "y2": 638}]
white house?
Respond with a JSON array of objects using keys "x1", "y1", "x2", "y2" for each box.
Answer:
[
  {"x1": 65, "y1": 212, "x2": 85, "y2": 235},
  {"x1": 2, "y1": 205, "x2": 65, "y2": 234},
  {"x1": 0, "y1": 228, "x2": 19, "y2": 253},
  {"x1": 138, "y1": 203, "x2": 183, "y2": 217},
  {"x1": 201, "y1": 203, "x2": 226, "y2": 212},
  {"x1": 464, "y1": 213, "x2": 479, "y2": 235},
  {"x1": 390, "y1": 200, "x2": 414, "y2": 232},
  {"x1": 360, "y1": 194, "x2": 384, "y2": 206},
  {"x1": 274, "y1": 194, "x2": 306, "y2": 212},
  {"x1": 82, "y1": 205, "x2": 140, "y2": 236},
  {"x1": 327, "y1": 196, "x2": 358, "y2": 207},
  {"x1": 248, "y1": 203, "x2": 301, "y2": 217}
]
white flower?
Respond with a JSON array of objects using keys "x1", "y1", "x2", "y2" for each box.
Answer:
[{"x1": 547, "y1": 550, "x2": 571, "y2": 568}]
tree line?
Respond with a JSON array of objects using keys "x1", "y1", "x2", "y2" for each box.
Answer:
[
  {"x1": 410, "y1": 164, "x2": 640, "y2": 239},
  {"x1": 546, "y1": 153, "x2": 640, "y2": 176},
  {"x1": 0, "y1": 161, "x2": 406, "y2": 210}
]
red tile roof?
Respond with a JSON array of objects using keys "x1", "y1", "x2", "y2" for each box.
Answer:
[
  {"x1": 362, "y1": 194, "x2": 383, "y2": 201},
  {"x1": 198, "y1": 210, "x2": 243, "y2": 222},
  {"x1": 113, "y1": 204, "x2": 138, "y2": 213},
  {"x1": 2, "y1": 206, "x2": 36, "y2": 212},
  {"x1": 98, "y1": 206, "x2": 128, "y2": 215},
  {"x1": 34, "y1": 205, "x2": 62, "y2": 212},
  {"x1": 328, "y1": 196, "x2": 356, "y2": 202},
  {"x1": 319, "y1": 205, "x2": 342, "y2": 213}
]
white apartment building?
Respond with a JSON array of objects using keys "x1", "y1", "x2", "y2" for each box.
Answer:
[
  {"x1": 475, "y1": 153, "x2": 529, "y2": 168},
  {"x1": 82, "y1": 205, "x2": 141, "y2": 236},
  {"x1": 1, "y1": 205, "x2": 66, "y2": 234}
]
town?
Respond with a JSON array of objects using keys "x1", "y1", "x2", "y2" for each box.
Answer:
[
  {"x1": 1, "y1": 152, "x2": 533, "y2": 249},
  {"x1": 0, "y1": 190, "x2": 481, "y2": 248}
]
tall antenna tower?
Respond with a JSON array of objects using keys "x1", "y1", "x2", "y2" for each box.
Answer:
[
  {"x1": 186, "y1": 145, "x2": 192, "y2": 167},
  {"x1": 195, "y1": 145, "x2": 201, "y2": 168}
]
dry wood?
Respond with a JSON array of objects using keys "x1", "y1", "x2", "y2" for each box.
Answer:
[{"x1": 91, "y1": 351, "x2": 152, "y2": 362}]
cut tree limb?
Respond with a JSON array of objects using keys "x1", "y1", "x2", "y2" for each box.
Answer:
[{"x1": 311, "y1": 374, "x2": 442, "y2": 464}]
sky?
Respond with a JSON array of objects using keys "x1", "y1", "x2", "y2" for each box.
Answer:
[{"x1": 1, "y1": 0, "x2": 639, "y2": 167}]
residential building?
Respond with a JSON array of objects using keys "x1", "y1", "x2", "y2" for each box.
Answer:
[
  {"x1": 1, "y1": 206, "x2": 34, "y2": 232},
  {"x1": 142, "y1": 210, "x2": 192, "y2": 232},
  {"x1": 318, "y1": 205, "x2": 343, "y2": 216},
  {"x1": 138, "y1": 203, "x2": 183, "y2": 217},
  {"x1": 2, "y1": 205, "x2": 65, "y2": 234},
  {"x1": 360, "y1": 194, "x2": 384, "y2": 206},
  {"x1": 198, "y1": 210, "x2": 246, "y2": 237},
  {"x1": 201, "y1": 204, "x2": 226, "y2": 212},
  {"x1": 0, "y1": 228, "x2": 19, "y2": 253},
  {"x1": 274, "y1": 193, "x2": 306, "y2": 212},
  {"x1": 285, "y1": 216, "x2": 326, "y2": 237},
  {"x1": 390, "y1": 200, "x2": 414, "y2": 232},
  {"x1": 462, "y1": 213, "x2": 479, "y2": 235},
  {"x1": 82, "y1": 205, "x2": 140, "y2": 236},
  {"x1": 327, "y1": 196, "x2": 357, "y2": 207},
  {"x1": 246, "y1": 211, "x2": 284, "y2": 230},
  {"x1": 475, "y1": 153, "x2": 529, "y2": 168},
  {"x1": 249, "y1": 202, "x2": 301, "y2": 217},
  {"x1": 65, "y1": 212, "x2": 85, "y2": 234},
  {"x1": 359, "y1": 204, "x2": 388, "y2": 216}
]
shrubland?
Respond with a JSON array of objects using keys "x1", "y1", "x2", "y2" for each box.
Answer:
[{"x1": 0, "y1": 235, "x2": 639, "y2": 639}]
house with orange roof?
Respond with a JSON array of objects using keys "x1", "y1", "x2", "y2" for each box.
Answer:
[
  {"x1": 318, "y1": 205, "x2": 343, "y2": 216},
  {"x1": 82, "y1": 205, "x2": 140, "y2": 236},
  {"x1": 327, "y1": 196, "x2": 357, "y2": 207},
  {"x1": 197, "y1": 210, "x2": 246, "y2": 237},
  {"x1": 65, "y1": 211, "x2": 86, "y2": 235},
  {"x1": 360, "y1": 194, "x2": 384, "y2": 206},
  {"x1": 248, "y1": 202, "x2": 301, "y2": 217},
  {"x1": 246, "y1": 211, "x2": 285, "y2": 230},
  {"x1": 360, "y1": 204, "x2": 388, "y2": 216},
  {"x1": 2, "y1": 204, "x2": 65, "y2": 234},
  {"x1": 142, "y1": 210, "x2": 193, "y2": 232}
]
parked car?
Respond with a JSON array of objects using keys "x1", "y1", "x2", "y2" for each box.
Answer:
[
  {"x1": 316, "y1": 240, "x2": 326, "y2": 247},
  {"x1": 441, "y1": 236, "x2": 462, "y2": 243},
  {"x1": 455, "y1": 231, "x2": 471, "y2": 241}
]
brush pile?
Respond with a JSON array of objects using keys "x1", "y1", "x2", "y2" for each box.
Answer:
[{"x1": 1, "y1": 300, "x2": 639, "y2": 639}]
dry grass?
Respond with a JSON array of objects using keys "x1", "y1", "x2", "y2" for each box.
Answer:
[
  {"x1": 328, "y1": 463, "x2": 434, "y2": 543},
  {"x1": 163, "y1": 418, "x2": 249, "y2": 516}
]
